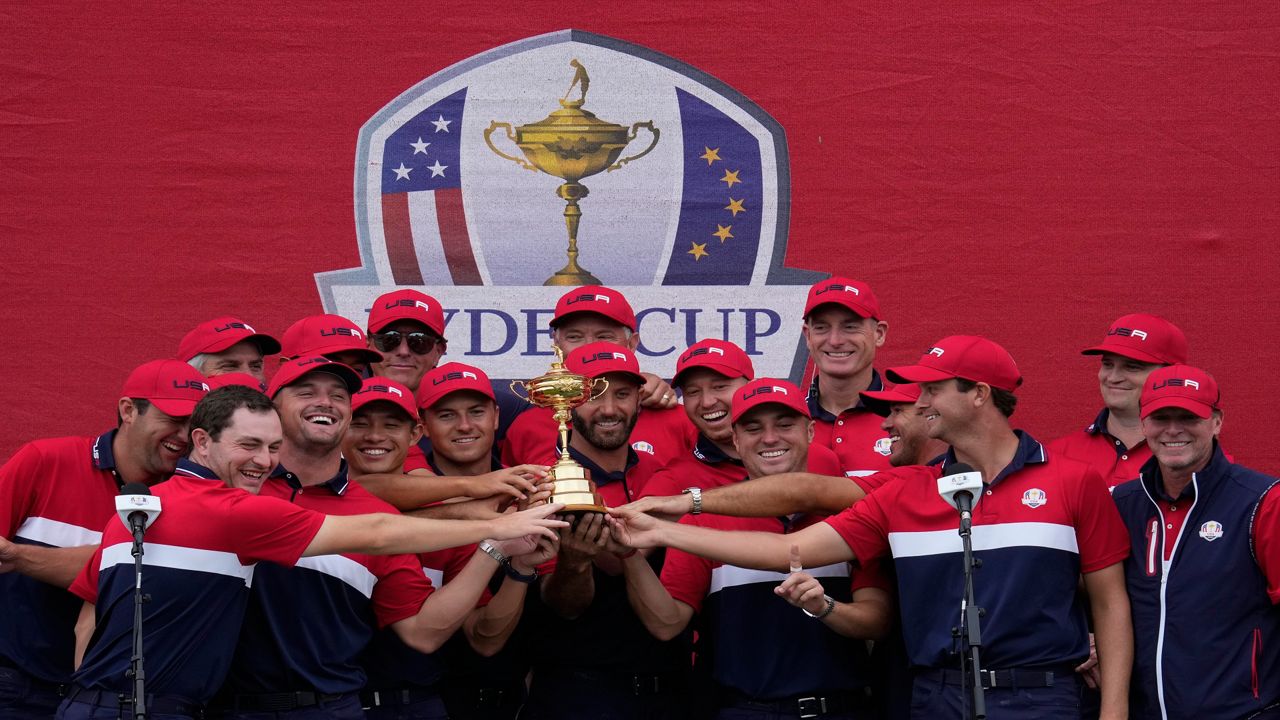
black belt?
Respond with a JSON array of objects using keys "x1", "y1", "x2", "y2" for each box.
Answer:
[
  {"x1": 538, "y1": 668, "x2": 684, "y2": 696},
  {"x1": 66, "y1": 686, "x2": 204, "y2": 717},
  {"x1": 721, "y1": 688, "x2": 866, "y2": 718},
  {"x1": 939, "y1": 666, "x2": 1071, "y2": 690},
  {"x1": 360, "y1": 687, "x2": 440, "y2": 707},
  {"x1": 223, "y1": 690, "x2": 349, "y2": 712}
]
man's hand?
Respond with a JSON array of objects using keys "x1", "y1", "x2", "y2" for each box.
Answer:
[
  {"x1": 511, "y1": 535, "x2": 559, "y2": 574},
  {"x1": 0, "y1": 536, "x2": 22, "y2": 575},
  {"x1": 618, "y1": 494, "x2": 690, "y2": 522},
  {"x1": 1075, "y1": 632, "x2": 1100, "y2": 689},
  {"x1": 557, "y1": 513, "x2": 609, "y2": 569},
  {"x1": 466, "y1": 465, "x2": 549, "y2": 501},
  {"x1": 606, "y1": 506, "x2": 668, "y2": 549},
  {"x1": 517, "y1": 481, "x2": 556, "y2": 511},
  {"x1": 774, "y1": 545, "x2": 828, "y2": 616},
  {"x1": 638, "y1": 373, "x2": 679, "y2": 409},
  {"x1": 489, "y1": 503, "x2": 569, "y2": 542}
]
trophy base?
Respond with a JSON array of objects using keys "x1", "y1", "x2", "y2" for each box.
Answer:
[
  {"x1": 562, "y1": 502, "x2": 608, "y2": 514},
  {"x1": 544, "y1": 267, "x2": 602, "y2": 286}
]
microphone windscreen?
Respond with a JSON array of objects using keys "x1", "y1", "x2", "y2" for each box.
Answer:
[
  {"x1": 119, "y1": 482, "x2": 151, "y2": 496},
  {"x1": 942, "y1": 462, "x2": 975, "y2": 477}
]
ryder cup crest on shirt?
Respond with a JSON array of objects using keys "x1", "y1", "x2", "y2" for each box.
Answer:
[
  {"x1": 1021, "y1": 488, "x2": 1047, "y2": 508},
  {"x1": 316, "y1": 30, "x2": 821, "y2": 381},
  {"x1": 1199, "y1": 520, "x2": 1224, "y2": 542},
  {"x1": 873, "y1": 437, "x2": 893, "y2": 456}
]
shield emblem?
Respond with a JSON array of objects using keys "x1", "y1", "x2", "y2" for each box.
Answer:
[{"x1": 317, "y1": 29, "x2": 820, "y2": 381}]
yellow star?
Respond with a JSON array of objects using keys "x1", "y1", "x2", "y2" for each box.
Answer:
[
  {"x1": 720, "y1": 169, "x2": 741, "y2": 187},
  {"x1": 712, "y1": 224, "x2": 734, "y2": 243},
  {"x1": 725, "y1": 198, "x2": 746, "y2": 216},
  {"x1": 700, "y1": 147, "x2": 721, "y2": 165},
  {"x1": 688, "y1": 241, "x2": 709, "y2": 261}
]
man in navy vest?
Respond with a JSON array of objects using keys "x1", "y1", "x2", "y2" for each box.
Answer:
[{"x1": 1111, "y1": 365, "x2": 1280, "y2": 719}]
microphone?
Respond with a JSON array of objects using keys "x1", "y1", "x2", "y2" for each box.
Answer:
[
  {"x1": 937, "y1": 463, "x2": 984, "y2": 534},
  {"x1": 116, "y1": 483, "x2": 162, "y2": 534}
]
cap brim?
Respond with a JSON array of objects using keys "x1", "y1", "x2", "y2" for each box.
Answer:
[
  {"x1": 672, "y1": 362, "x2": 749, "y2": 387},
  {"x1": 803, "y1": 299, "x2": 875, "y2": 320},
  {"x1": 590, "y1": 370, "x2": 646, "y2": 387},
  {"x1": 885, "y1": 365, "x2": 957, "y2": 385},
  {"x1": 148, "y1": 397, "x2": 199, "y2": 418},
  {"x1": 308, "y1": 346, "x2": 384, "y2": 364},
  {"x1": 1081, "y1": 344, "x2": 1169, "y2": 365},
  {"x1": 1141, "y1": 396, "x2": 1215, "y2": 419},
  {"x1": 859, "y1": 389, "x2": 917, "y2": 418}
]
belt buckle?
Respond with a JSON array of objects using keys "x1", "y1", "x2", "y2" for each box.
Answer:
[
  {"x1": 982, "y1": 669, "x2": 997, "y2": 689},
  {"x1": 797, "y1": 695, "x2": 826, "y2": 718}
]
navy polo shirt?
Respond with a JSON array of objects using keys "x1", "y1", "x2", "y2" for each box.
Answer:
[{"x1": 68, "y1": 460, "x2": 323, "y2": 703}]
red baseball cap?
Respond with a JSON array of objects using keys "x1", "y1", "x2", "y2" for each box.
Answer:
[
  {"x1": 803, "y1": 277, "x2": 882, "y2": 320},
  {"x1": 280, "y1": 314, "x2": 384, "y2": 364},
  {"x1": 205, "y1": 372, "x2": 267, "y2": 393},
  {"x1": 550, "y1": 285, "x2": 637, "y2": 331},
  {"x1": 859, "y1": 383, "x2": 921, "y2": 418},
  {"x1": 367, "y1": 289, "x2": 446, "y2": 336},
  {"x1": 1141, "y1": 365, "x2": 1220, "y2": 419},
  {"x1": 417, "y1": 362, "x2": 495, "y2": 409},
  {"x1": 267, "y1": 356, "x2": 363, "y2": 398},
  {"x1": 673, "y1": 339, "x2": 755, "y2": 387},
  {"x1": 352, "y1": 378, "x2": 419, "y2": 419},
  {"x1": 121, "y1": 359, "x2": 209, "y2": 417},
  {"x1": 177, "y1": 316, "x2": 281, "y2": 361},
  {"x1": 731, "y1": 378, "x2": 810, "y2": 424},
  {"x1": 565, "y1": 342, "x2": 645, "y2": 384},
  {"x1": 887, "y1": 335, "x2": 1022, "y2": 392},
  {"x1": 1081, "y1": 313, "x2": 1188, "y2": 366}
]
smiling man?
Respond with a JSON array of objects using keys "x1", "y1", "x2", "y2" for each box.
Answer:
[
  {"x1": 609, "y1": 335, "x2": 1135, "y2": 720},
  {"x1": 1111, "y1": 366, "x2": 1280, "y2": 720},
  {"x1": 1050, "y1": 314, "x2": 1188, "y2": 490},
  {"x1": 0, "y1": 359, "x2": 207, "y2": 719},
  {"x1": 801, "y1": 277, "x2": 895, "y2": 481},
  {"x1": 178, "y1": 316, "x2": 281, "y2": 382},
  {"x1": 367, "y1": 289, "x2": 448, "y2": 394}
]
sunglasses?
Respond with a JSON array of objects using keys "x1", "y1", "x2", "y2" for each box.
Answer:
[{"x1": 371, "y1": 330, "x2": 445, "y2": 355}]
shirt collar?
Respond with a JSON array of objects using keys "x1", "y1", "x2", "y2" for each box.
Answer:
[
  {"x1": 1085, "y1": 407, "x2": 1111, "y2": 436},
  {"x1": 567, "y1": 446, "x2": 638, "y2": 487},
  {"x1": 174, "y1": 457, "x2": 222, "y2": 482},
  {"x1": 691, "y1": 433, "x2": 742, "y2": 467},
  {"x1": 271, "y1": 458, "x2": 350, "y2": 495},
  {"x1": 427, "y1": 451, "x2": 503, "y2": 476},
  {"x1": 91, "y1": 429, "x2": 119, "y2": 471},
  {"x1": 1139, "y1": 441, "x2": 1229, "y2": 502},
  {"x1": 939, "y1": 430, "x2": 1047, "y2": 487},
  {"x1": 806, "y1": 370, "x2": 883, "y2": 422}
]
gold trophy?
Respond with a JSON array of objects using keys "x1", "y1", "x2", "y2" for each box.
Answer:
[
  {"x1": 484, "y1": 59, "x2": 660, "y2": 286},
  {"x1": 510, "y1": 346, "x2": 609, "y2": 513}
]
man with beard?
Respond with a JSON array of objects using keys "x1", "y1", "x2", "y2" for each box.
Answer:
[
  {"x1": 58, "y1": 385, "x2": 565, "y2": 720},
  {"x1": 0, "y1": 359, "x2": 207, "y2": 719},
  {"x1": 178, "y1": 316, "x2": 281, "y2": 382},
  {"x1": 521, "y1": 342, "x2": 692, "y2": 719},
  {"x1": 615, "y1": 378, "x2": 891, "y2": 719}
]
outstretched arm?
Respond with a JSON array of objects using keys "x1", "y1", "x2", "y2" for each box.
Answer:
[
  {"x1": 607, "y1": 506, "x2": 855, "y2": 572},
  {"x1": 623, "y1": 473, "x2": 864, "y2": 520},
  {"x1": 0, "y1": 537, "x2": 97, "y2": 589},
  {"x1": 305, "y1": 503, "x2": 568, "y2": 558},
  {"x1": 358, "y1": 466, "x2": 548, "y2": 512}
]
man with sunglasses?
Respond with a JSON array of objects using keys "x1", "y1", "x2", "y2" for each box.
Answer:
[{"x1": 367, "y1": 289, "x2": 449, "y2": 394}]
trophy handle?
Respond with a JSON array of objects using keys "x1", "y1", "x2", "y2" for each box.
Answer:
[
  {"x1": 606, "y1": 121, "x2": 660, "y2": 173},
  {"x1": 589, "y1": 377, "x2": 610, "y2": 401},
  {"x1": 484, "y1": 122, "x2": 539, "y2": 173},
  {"x1": 508, "y1": 379, "x2": 531, "y2": 402}
]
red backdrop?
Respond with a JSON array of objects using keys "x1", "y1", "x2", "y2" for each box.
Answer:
[{"x1": 4, "y1": 2, "x2": 1278, "y2": 471}]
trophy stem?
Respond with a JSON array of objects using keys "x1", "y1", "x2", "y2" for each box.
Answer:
[{"x1": 545, "y1": 182, "x2": 602, "y2": 286}]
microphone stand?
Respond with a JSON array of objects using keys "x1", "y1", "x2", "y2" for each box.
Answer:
[
  {"x1": 955, "y1": 495, "x2": 986, "y2": 720},
  {"x1": 126, "y1": 516, "x2": 149, "y2": 720}
]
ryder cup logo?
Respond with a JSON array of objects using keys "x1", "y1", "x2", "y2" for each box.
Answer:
[
  {"x1": 1021, "y1": 488, "x2": 1047, "y2": 508},
  {"x1": 873, "y1": 437, "x2": 892, "y2": 456},
  {"x1": 1199, "y1": 520, "x2": 1224, "y2": 542},
  {"x1": 317, "y1": 29, "x2": 820, "y2": 381}
]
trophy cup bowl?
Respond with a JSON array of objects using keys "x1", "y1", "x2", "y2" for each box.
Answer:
[{"x1": 510, "y1": 351, "x2": 610, "y2": 514}]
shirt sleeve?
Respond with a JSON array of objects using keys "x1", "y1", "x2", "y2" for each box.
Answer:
[
  {"x1": 0, "y1": 442, "x2": 43, "y2": 538},
  {"x1": 501, "y1": 409, "x2": 559, "y2": 467},
  {"x1": 850, "y1": 556, "x2": 893, "y2": 593},
  {"x1": 823, "y1": 487, "x2": 892, "y2": 567},
  {"x1": 228, "y1": 494, "x2": 326, "y2": 566},
  {"x1": 638, "y1": 468, "x2": 682, "y2": 499},
  {"x1": 403, "y1": 446, "x2": 429, "y2": 473},
  {"x1": 1253, "y1": 484, "x2": 1280, "y2": 604},
  {"x1": 1072, "y1": 466, "x2": 1131, "y2": 573},
  {"x1": 69, "y1": 542, "x2": 105, "y2": 603},
  {"x1": 851, "y1": 466, "x2": 904, "y2": 494},
  {"x1": 659, "y1": 546, "x2": 712, "y2": 614},
  {"x1": 370, "y1": 553, "x2": 434, "y2": 628},
  {"x1": 806, "y1": 445, "x2": 845, "y2": 477}
]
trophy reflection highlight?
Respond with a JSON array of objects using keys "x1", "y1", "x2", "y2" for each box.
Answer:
[
  {"x1": 484, "y1": 59, "x2": 660, "y2": 286},
  {"x1": 510, "y1": 346, "x2": 609, "y2": 513}
]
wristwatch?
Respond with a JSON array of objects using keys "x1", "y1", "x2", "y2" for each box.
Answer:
[
  {"x1": 803, "y1": 594, "x2": 836, "y2": 619},
  {"x1": 478, "y1": 540, "x2": 507, "y2": 565},
  {"x1": 682, "y1": 486, "x2": 703, "y2": 515},
  {"x1": 479, "y1": 541, "x2": 539, "y2": 584}
]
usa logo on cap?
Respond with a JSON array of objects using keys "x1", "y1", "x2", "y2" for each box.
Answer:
[{"x1": 315, "y1": 29, "x2": 821, "y2": 382}]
